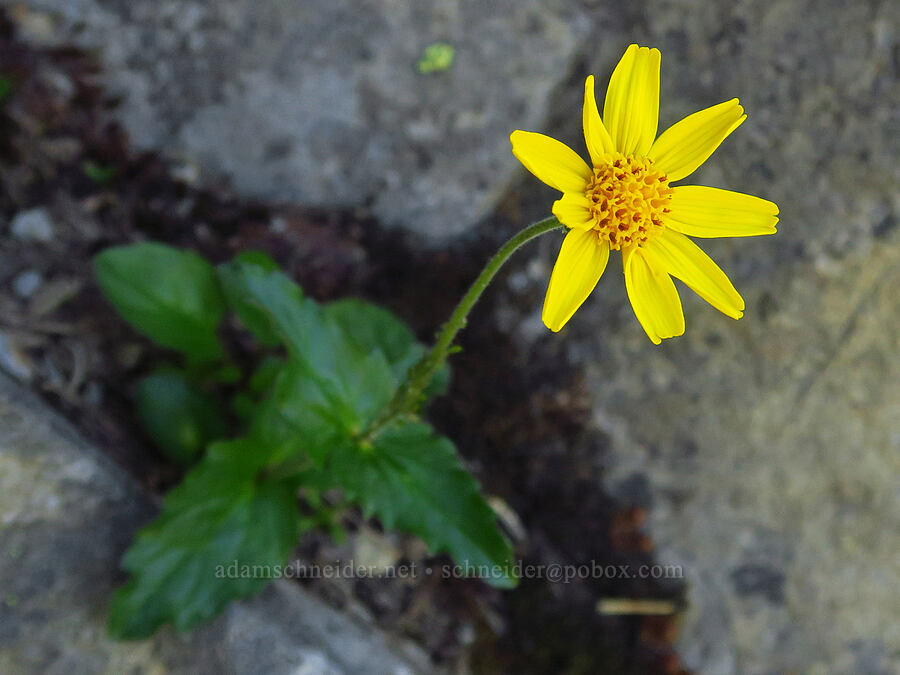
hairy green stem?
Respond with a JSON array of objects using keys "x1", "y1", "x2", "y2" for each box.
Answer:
[
  {"x1": 365, "y1": 216, "x2": 563, "y2": 437},
  {"x1": 425, "y1": 216, "x2": 562, "y2": 376}
]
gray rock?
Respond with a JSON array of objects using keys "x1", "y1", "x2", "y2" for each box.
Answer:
[
  {"x1": 0, "y1": 332, "x2": 32, "y2": 382},
  {"x1": 6, "y1": 0, "x2": 597, "y2": 241},
  {"x1": 0, "y1": 372, "x2": 431, "y2": 674},
  {"x1": 580, "y1": 238, "x2": 900, "y2": 675},
  {"x1": 9, "y1": 208, "x2": 54, "y2": 243},
  {"x1": 11, "y1": 270, "x2": 42, "y2": 299},
  {"x1": 503, "y1": 1, "x2": 900, "y2": 672}
]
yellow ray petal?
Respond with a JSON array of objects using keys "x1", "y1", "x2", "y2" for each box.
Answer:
[
  {"x1": 648, "y1": 99, "x2": 746, "y2": 182},
  {"x1": 583, "y1": 75, "x2": 616, "y2": 165},
  {"x1": 623, "y1": 245, "x2": 685, "y2": 345},
  {"x1": 603, "y1": 44, "x2": 661, "y2": 157},
  {"x1": 543, "y1": 229, "x2": 610, "y2": 332},
  {"x1": 666, "y1": 186, "x2": 779, "y2": 238},
  {"x1": 552, "y1": 192, "x2": 596, "y2": 230},
  {"x1": 649, "y1": 229, "x2": 744, "y2": 319},
  {"x1": 510, "y1": 130, "x2": 592, "y2": 193}
]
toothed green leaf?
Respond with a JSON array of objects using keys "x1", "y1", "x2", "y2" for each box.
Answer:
[
  {"x1": 331, "y1": 421, "x2": 516, "y2": 588},
  {"x1": 108, "y1": 438, "x2": 300, "y2": 639},
  {"x1": 94, "y1": 243, "x2": 226, "y2": 362}
]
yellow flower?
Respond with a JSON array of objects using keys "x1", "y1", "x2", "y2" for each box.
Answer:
[{"x1": 511, "y1": 44, "x2": 779, "y2": 343}]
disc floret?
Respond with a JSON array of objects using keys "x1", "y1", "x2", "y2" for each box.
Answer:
[{"x1": 585, "y1": 153, "x2": 672, "y2": 250}]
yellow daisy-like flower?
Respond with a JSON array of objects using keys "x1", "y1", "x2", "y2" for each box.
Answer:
[{"x1": 511, "y1": 44, "x2": 779, "y2": 343}]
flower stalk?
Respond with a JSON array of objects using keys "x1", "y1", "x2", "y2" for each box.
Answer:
[{"x1": 363, "y1": 216, "x2": 563, "y2": 438}]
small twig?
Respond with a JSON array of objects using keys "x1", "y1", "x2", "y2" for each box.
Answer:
[{"x1": 596, "y1": 598, "x2": 679, "y2": 616}]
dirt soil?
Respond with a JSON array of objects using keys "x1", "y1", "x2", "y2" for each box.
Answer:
[{"x1": 0, "y1": 13, "x2": 687, "y2": 674}]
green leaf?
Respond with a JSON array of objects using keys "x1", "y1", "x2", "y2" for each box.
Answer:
[
  {"x1": 324, "y1": 298, "x2": 421, "y2": 379},
  {"x1": 108, "y1": 438, "x2": 300, "y2": 638},
  {"x1": 222, "y1": 264, "x2": 424, "y2": 407},
  {"x1": 136, "y1": 371, "x2": 226, "y2": 464},
  {"x1": 220, "y1": 263, "x2": 394, "y2": 462},
  {"x1": 231, "y1": 392, "x2": 256, "y2": 422},
  {"x1": 249, "y1": 356, "x2": 285, "y2": 395},
  {"x1": 416, "y1": 43, "x2": 455, "y2": 74},
  {"x1": 230, "y1": 265, "x2": 397, "y2": 422},
  {"x1": 213, "y1": 363, "x2": 243, "y2": 385},
  {"x1": 324, "y1": 297, "x2": 450, "y2": 401},
  {"x1": 217, "y1": 259, "x2": 331, "y2": 366},
  {"x1": 331, "y1": 421, "x2": 517, "y2": 588},
  {"x1": 251, "y1": 350, "x2": 394, "y2": 465},
  {"x1": 249, "y1": 361, "x2": 343, "y2": 459},
  {"x1": 424, "y1": 359, "x2": 451, "y2": 400},
  {"x1": 94, "y1": 243, "x2": 226, "y2": 362},
  {"x1": 83, "y1": 160, "x2": 117, "y2": 185},
  {"x1": 232, "y1": 357, "x2": 285, "y2": 422},
  {"x1": 0, "y1": 76, "x2": 14, "y2": 103},
  {"x1": 217, "y1": 252, "x2": 283, "y2": 347}
]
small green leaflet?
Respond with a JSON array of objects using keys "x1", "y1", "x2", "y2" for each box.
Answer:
[
  {"x1": 82, "y1": 160, "x2": 118, "y2": 185},
  {"x1": 417, "y1": 43, "x2": 455, "y2": 74},
  {"x1": 0, "y1": 76, "x2": 12, "y2": 103},
  {"x1": 324, "y1": 298, "x2": 423, "y2": 381},
  {"x1": 136, "y1": 370, "x2": 226, "y2": 464},
  {"x1": 222, "y1": 262, "x2": 328, "y2": 366},
  {"x1": 94, "y1": 243, "x2": 226, "y2": 362},
  {"x1": 108, "y1": 438, "x2": 300, "y2": 638},
  {"x1": 218, "y1": 261, "x2": 395, "y2": 465},
  {"x1": 217, "y1": 251, "x2": 283, "y2": 347},
  {"x1": 250, "y1": 355, "x2": 393, "y2": 465},
  {"x1": 323, "y1": 298, "x2": 449, "y2": 397}
]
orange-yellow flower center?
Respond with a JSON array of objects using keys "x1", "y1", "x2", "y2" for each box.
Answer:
[{"x1": 585, "y1": 153, "x2": 672, "y2": 250}]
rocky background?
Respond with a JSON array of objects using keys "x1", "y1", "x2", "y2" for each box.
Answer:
[{"x1": 1, "y1": 0, "x2": 898, "y2": 673}]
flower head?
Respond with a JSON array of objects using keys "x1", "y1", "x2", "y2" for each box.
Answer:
[{"x1": 511, "y1": 44, "x2": 779, "y2": 343}]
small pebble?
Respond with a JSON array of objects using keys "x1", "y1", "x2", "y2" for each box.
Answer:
[
  {"x1": 28, "y1": 278, "x2": 82, "y2": 317},
  {"x1": 8, "y1": 6, "x2": 56, "y2": 46},
  {"x1": 40, "y1": 137, "x2": 82, "y2": 162},
  {"x1": 457, "y1": 622, "x2": 477, "y2": 646},
  {"x1": 12, "y1": 270, "x2": 43, "y2": 299},
  {"x1": 115, "y1": 343, "x2": 144, "y2": 369},
  {"x1": 170, "y1": 159, "x2": 200, "y2": 184},
  {"x1": 270, "y1": 216, "x2": 288, "y2": 233},
  {"x1": 0, "y1": 332, "x2": 32, "y2": 381},
  {"x1": 526, "y1": 257, "x2": 549, "y2": 281},
  {"x1": 10, "y1": 207, "x2": 55, "y2": 243},
  {"x1": 83, "y1": 381, "x2": 104, "y2": 407},
  {"x1": 488, "y1": 495, "x2": 528, "y2": 544},
  {"x1": 353, "y1": 527, "x2": 402, "y2": 573},
  {"x1": 39, "y1": 67, "x2": 75, "y2": 99}
]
